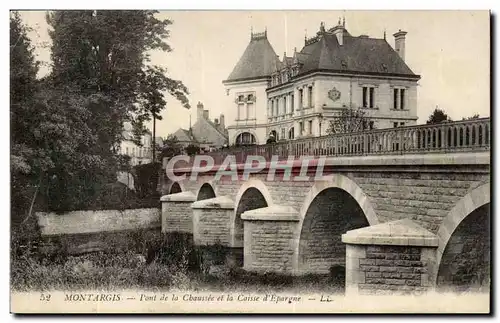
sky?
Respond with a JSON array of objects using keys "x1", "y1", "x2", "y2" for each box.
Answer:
[{"x1": 19, "y1": 10, "x2": 490, "y2": 138}]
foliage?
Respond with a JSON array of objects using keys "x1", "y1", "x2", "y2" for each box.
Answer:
[
  {"x1": 185, "y1": 144, "x2": 200, "y2": 156},
  {"x1": 462, "y1": 114, "x2": 480, "y2": 121},
  {"x1": 11, "y1": 227, "x2": 347, "y2": 293},
  {"x1": 427, "y1": 107, "x2": 452, "y2": 124},
  {"x1": 10, "y1": 12, "x2": 44, "y2": 221},
  {"x1": 161, "y1": 134, "x2": 183, "y2": 159},
  {"x1": 133, "y1": 162, "x2": 162, "y2": 198},
  {"x1": 10, "y1": 11, "x2": 190, "y2": 215},
  {"x1": 266, "y1": 136, "x2": 277, "y2": 144},
  {"x1": 326, "y1": 104, "x2": 374, "y2": 134}
]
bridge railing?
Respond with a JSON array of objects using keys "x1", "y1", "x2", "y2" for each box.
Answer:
[{"x1": 175, "y1": 118, "x2": 490, "y2": 168}]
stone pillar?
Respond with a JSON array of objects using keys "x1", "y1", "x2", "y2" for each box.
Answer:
[
  {"x1": 191, "y1": 196, "x2": 234, "y2": 246},
  {"x1": 160, "y1": 191, "x2": 196, "y2": 234},
  {"x1": 342, "y1": 219, "x2": 438, "y2": 296},
  {"x1": 191, "y1": 196, "x2": 242, "y2": 269},
  {"x1": 241, "y1": 205, "x2": 301, "y2": 275}
]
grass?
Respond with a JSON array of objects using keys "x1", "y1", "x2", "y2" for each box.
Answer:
[{"x1": 11, "y1": 222, "x2": 345, "y2": 293}]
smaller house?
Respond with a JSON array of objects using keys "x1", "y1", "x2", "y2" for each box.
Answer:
[
  {"x1": 172, "y1": 102, "x2": 228, "y2": 152},
  {"x1": 119, "y1": 122, "x2": 153, "y2": 166}
]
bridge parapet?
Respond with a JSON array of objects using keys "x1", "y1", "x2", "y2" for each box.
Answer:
[{"x1": 171, "y1": 118, "x2": 490, "y2": 169}]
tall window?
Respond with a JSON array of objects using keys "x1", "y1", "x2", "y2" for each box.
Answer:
[
  {"x1": 291, "y1": 94, "x2": 295, "y2": 112},
  {"x1": 299, "y1": 89, "x2": 303, "y2": 109},
  {"x1": 237, "y1": 95, "x2": 245, "y2": 120},
  {"x1": 289, "y1": 127, "x2": 295, "y2": 139},
  {"x1": 247, "y1": 102, "x2": 254, "y2": 119},
  {"x1": 283, "y1": 96, "x2": 287, "y2": 115},
  {"x1": 308, "y1": 86, "x2": 313, "y2": 107},
  {"x1": 281, "y1": 128, "x2": 285, "y2": 140},
  {"x1": 393, "y1": 88, "x2": 399, "y2": 110},
  {"x1": 308, "y1": 120, "x2": 313, "y2": 135},
  {"x1": 393, "y1": 88, "x2": 406, "y2": 110},
  {"x1": 299, "y1": 121, "x2": 304, "y2": 134},
  {"x1": 238, "y1": 103, "x2": 245, "y2": 120},
  {"x1": 362, "y1": 86, "x2": 375, "y2": 108},
  {"x1": 400, "y1": 89, "x2": 405, "y2": 110}
]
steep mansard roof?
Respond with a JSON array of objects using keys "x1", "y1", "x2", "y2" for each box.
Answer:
[
  {"x1": 225, "y1": 25, "x2": 419, "y2": 84},
  {"x1": 298, "y1": 31, "x2": 418, "y2": 77},
  {"x1": 224, "y1": 31, "x2": 281, "y2": 83}
]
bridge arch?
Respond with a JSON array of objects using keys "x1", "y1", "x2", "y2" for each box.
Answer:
[
  {"x1": 196, "y1": 181, "x2": 216, "y2": 201},
  {"x1": 231, "y1": 179, "x2": 273, "y2": 249},
  {"x1": 435, "y1": 183, "x2": 490, "y2": 291},
  {"x1": 295, "y1": 175, "x2": 379, "y2": 275},
  {"x1": 168, "y1": 181, "x2": 183, "y2": 194}
]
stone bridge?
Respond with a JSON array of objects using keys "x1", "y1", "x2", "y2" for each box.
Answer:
[{"x1": 160, "y1": 118, "x2": 490, "y2": 295}]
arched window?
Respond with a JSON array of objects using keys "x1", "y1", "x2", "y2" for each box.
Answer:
[{"x1": 236, "y1": 132, "x2": 256, "y2": 145}]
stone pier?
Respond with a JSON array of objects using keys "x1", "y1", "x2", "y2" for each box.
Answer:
[
  {"x1": 191, "y1": 196, "x2": 234, "y2": 246},
  {"x1": 191, "y1": 195, "x2": 242, "y2": 268},
  {"x1": 342, "y1": 219, "x2": 438, "y2": 296},
  {"x1": 160, "y1": 191, "x2": 196, "y2": 233},
  {"x1": 241, "y1": 205, "x2": 300, "y2": 274}
]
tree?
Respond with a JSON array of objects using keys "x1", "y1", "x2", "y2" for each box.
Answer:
[
  {"x1": 185, "y1": 144, "x2": 200, "y2": 156},
  {"x1": 161, "y1": 134, "x2": 182, "y2": 159},
  {"x1": 326, "y1": 104, "x2": 374, "y2": 134},
  {"x1": 35, "y1": 10, "x2": 191, "y2": 211},
  {"x1": 427, "y1": 107, "x2": 452, "y2": 124},
  {"x1": 462, "y1": 114, "x2": 480, "y2": 121},
  {"x1": 10, "y1": 12, "x2": 42, "y2": 221}
]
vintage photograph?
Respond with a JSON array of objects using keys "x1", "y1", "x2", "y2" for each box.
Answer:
[{"x1": 10, "y1": 10, "x2": 490, "y2": 313}]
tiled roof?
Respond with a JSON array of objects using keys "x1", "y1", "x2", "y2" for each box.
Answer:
[
  {"x1": 172, "y1": 128, "x2": 194, "y2": 142},
  {"x1": 205, "y1": 118, "x2": 229, "y2": 139},
  {"x1": 225, "y1": 33, "x2": 281, "y2": 82},
  {"x1": 298, "y1": 31, "x2": 418, "y2": 77}
]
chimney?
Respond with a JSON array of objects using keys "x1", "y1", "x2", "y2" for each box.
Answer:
[
  {"x1": 203, "y1": 109, "x2": 209, "y2": 120},
  {"x1": 197, "y1": 101, "x2": 204, "y2": 120},
  {"x1": 219, "y1": 114, "x2": 225, "y2": 129},
  {"x1": 393, "y1": 30, "x2": 407, "y2": 61}
]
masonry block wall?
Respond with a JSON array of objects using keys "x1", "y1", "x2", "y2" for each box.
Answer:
[
  {"x1": 36, "y1": 208, "x2": 160, "y2": 255},
  {"x1": 162, "y1": 202, "x2": 193, "y2": 233},
  {"x1": 347, "y1": 171, "x2": 489, "y2": 232},
  {"x1": 161, "y1": 192, "x2": 196, "y2": 234},
  {"x1": 186, "y1": 169, "x2": 489, "y2": 236},
  {"x1": 437, "y1": 203, "x2": 490, "y2": 291},
  {"x1": 191, "y1": 197, "x2": 234, "y2": 246},
  {"x1": 243, "y1": 220, "x2": 299, "y2": 274},
  {"x1": 354, "y1": 245, "x2": 432, "y2": 295}
]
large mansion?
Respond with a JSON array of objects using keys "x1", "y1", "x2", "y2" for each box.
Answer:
[{"x1": 223, "y1": 19, "x2": 421, "y2": 145}]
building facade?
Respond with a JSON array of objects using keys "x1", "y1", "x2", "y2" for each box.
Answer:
[
  {"x1": 223, "y1": 19, "x2": 421, "y2": 145},
  {"x1": 119, "y1": 123, "x2": 153, "y2": 166},
  {"x1": 172, "y1": 102, "x2": 229, "y2": 151}
]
